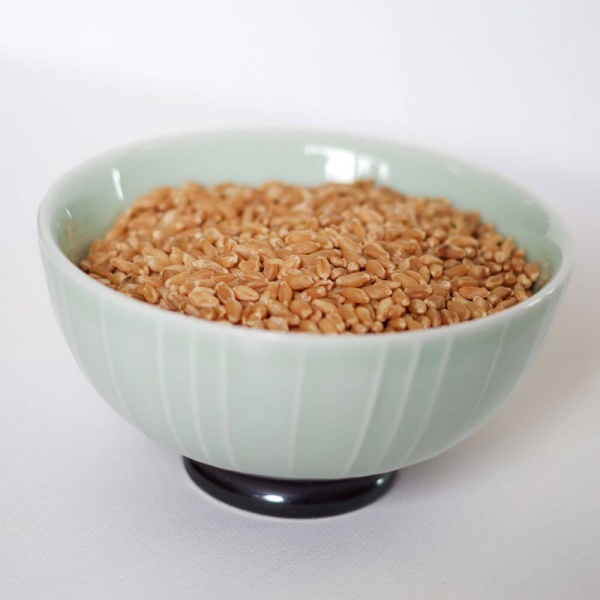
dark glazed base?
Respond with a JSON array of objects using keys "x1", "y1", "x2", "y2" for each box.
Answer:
[{"x1": 183, "y1": 458, "x2": 397, "y2": 518}]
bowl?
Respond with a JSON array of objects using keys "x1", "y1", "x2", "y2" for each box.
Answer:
[{"x1": 38, "y1": 131, "x2": 573, "y2": 517}]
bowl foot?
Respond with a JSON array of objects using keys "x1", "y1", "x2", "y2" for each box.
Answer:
[{"x1": 183, "y1": 458, "x2": 397, "y2": 518}]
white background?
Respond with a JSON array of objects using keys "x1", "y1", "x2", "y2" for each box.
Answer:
[{"x1": 1, "y1": 1, "x2": 599, "y2": 598}]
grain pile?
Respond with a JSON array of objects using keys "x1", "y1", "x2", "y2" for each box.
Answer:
[{"x1": 81, "y1": 180, "x2": 541, "y2": 333}]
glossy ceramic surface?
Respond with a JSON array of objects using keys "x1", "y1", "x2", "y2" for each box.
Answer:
[
  {"x1": 183, "y1": 459, "x2": 396, "y2": 518},
  {"x1": 38, "y1": 131, "x2": 573, "y2": 479}
]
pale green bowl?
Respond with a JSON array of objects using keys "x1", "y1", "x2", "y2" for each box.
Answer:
[{"x1": 38, "y1": 131, "x2": 573, "y2": 480}]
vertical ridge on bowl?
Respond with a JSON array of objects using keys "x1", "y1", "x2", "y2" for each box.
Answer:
[
  {"x1": 58, "y1": 274, "x2": 87, "y2": 376},
  {"x1": 226, "y1": 339, "x2": 309, "y2": 476},
  {"x1": 473, "y1": 299, "x2": 551, "y2": 425},
  {"x1": 218, "y1": 335, "x2": 241, "y2": 472},
  {"x1": 513, "y1": 291, "x2": 560, "y2": 379},
  {"x1": 398, "y1": 336, "x2": 455, "y2": 466},
  {"x1": 102, "y1": 301, "x2": 188, "y2": 448},
  {"x1": 155, "y1": 324, "x2": 188, "y2": 455},
  {"x1": 98, "y1": 299, "x2": 138, "y2": 423},
  {"x1": 187, "y1": 329, "x2": 229, "y2": 466},
  {"x1": 448, "y1": 294, "x2": 557, "y2": 454},
  {"x1": 286, "y1": 347, "x2": 306, "y2": 477},
  {"x1": 291, "y1": 345, "x2": 385, "y2": 478},
  {"x1": 374, "y1": 338, "x2": 453, "y2": 473},
  {"x1": 368, "y1": 341, "x2": 423, "y2": 473},
  {"x1": 41, "y1": 256, "x2": 69, "y2": 353},
  {"x1": 339, "y1": 344, "x2": 389, "y2": 477},
  {"x1": 405, "y1": 322, "x2": 507, "y2": 466},
  {"x1": 458, "y1": 320, "x2": 510, "y2": 435},
  {"x1": 188, "y1": 334, "x2": 215, "y2": 464}
]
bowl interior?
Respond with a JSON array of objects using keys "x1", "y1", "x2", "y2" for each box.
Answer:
[{"x1": 41, "y1": 131, "x2": 569, "y2": 281}]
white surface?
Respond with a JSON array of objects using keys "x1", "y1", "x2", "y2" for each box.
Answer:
[{"x1": 1, "y1": 1, "x2": 600, "y2": 598}]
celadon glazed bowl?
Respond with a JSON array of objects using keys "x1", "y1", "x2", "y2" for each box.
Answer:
[{"x1": 38, "y1": 131, "x2": 573, "y2": 517}]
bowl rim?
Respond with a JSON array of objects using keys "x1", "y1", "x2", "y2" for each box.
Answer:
[{"x1": 38, "y1": 128, "x2": 575, "y2": 347}]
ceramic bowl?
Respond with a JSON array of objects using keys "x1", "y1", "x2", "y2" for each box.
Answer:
[{"x1": 38, "y1": 131, "x2": 573, "y2": 512}]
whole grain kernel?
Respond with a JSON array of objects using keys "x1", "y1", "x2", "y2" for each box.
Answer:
[
  {"x1": 365, "y1": 259, "x2": 386, "y2": 279},
  {"x1": 139, "y1": 274, "x2": 163, "y2": 288},
  {"x1": 278, "y1": 281, "x2": 294, "y2": 305},
  {"x1": 515, "y1": 289, "x2": 528, "y2": 302},
  {"x1": 215, "y1": 282, "x2": 235, "y2": 303},
  {"x1": 441, "y1": 309, "x2": 460, "y2": 325},
  {"x1": 364, "y1": 282, "x2": 393, "y2": 300},
  {"x1": 289, "y1": 240, "x2": 320, "y2": 255},
  {"x1": 425, "y1": 294, "x2": 446, "y2": 310},
  {"x1": 189, "y1": 288, "x2": 220, "y2": 308},
  {"x1": 330, "y1": 267, "x2": 347, "y2": 280},
  {"x1": 417, "y1": 315, "x2": 431, "y2": 329},
  {"x1": 225, "y1": 299, "x2": 243, "y2": 323},
  {"x1": 447, "y1": 235, "x2": 478, "y2": 247},
  {"x1": 418, "y1": 266, "x2": 431, "y2": 283},
  {"x1": 315, "y1": 256, "x2": 332, "y2": 280},
  {"x1": 491, "y1": 286, "x2": 512, "y2": 299},
  {"x1": 376, "y1": 297, "x2": 393, "y2": 322},
  {"x1": 426, "y1": 307, "x2": 442, "y2": 328},
  {"x1": 511, "y1": 257, "x2": 525, "y2": 273},
  {"x1": 405, "y1": 316, "x2": 423, "y2": 330},
  {"x1": 409, "y1": 299, "x2": 427, "y2": 315},
  {"x1": 430, "y1": 283, "x2": 450, "y2": 298},
  {"x1": 494, "y1": 250, "x2": 510, "y2": 264},
  {"x1": 381, "y1": 279, "x2": 401, "y2": 291},
  {"x1": 429, "y1": 263, "x2": 444, "y2": 279},
  {"x1": 299, "y1": 319, "x2": 320, "y2": 333},
  {"x1": 140, "y1": 283, "x2": 159, "y2": 304},
  {"x1": 448, "y1": 300, "x2": 471, "y2": 321},
  {"x1": 468, "y1": 265, "x2": 490, "y2": 279},
  {"x1": 339, "y1": 304, "x2": 359, "y2": 325},
  {"x1": 286, "y1": 272, "x2": 314, "y2": 291},
  {"x1": 312, "y1": 298, "x2": 337, "y2": 314},
  {"x1": 356, "y1": 306, "x2": 374, "y2": 326},
  {"x1": 285, "y1": 231, "x2": 313, "y2": 244},
  {"x1": 524, "y1": 262, "x2": 541, "y2": 282},
  {"x1": 338, "y1": 236, "x2": 362, "y2": 254},
  {"x1": 82, "y1": 180, "x2": 542, "y2": 333},
  {"x1": 234, "y1": 285, "x2": 260, "y2": 302},
  {"x1": 445, "y1": 263, "x2": 470, "y2": 279},
  {"x1": 392, "y1": 288, "x2": 410, "y2": 307},
  {"x1": 405, "y1": 284, "x2": 432, "y2": 300},
  {"x1": 438, "y1": 244, "x2": 466, "y2": 260},
  {"x1": 458, "y1": 286, "x2": 490, "y2": 300},
  {"x1": 485, "y1": 274, "x2": 504, "y2": 289},
  {"x1": 388, "y1": 317, "x2": 407, "y2": 331},
  {"x1": 304, "y1": 284, "x2": 328, "y2": 300},
  {"x1": 517, "y1": 273, "x2": 533, "y2": 289},
  {"x1": 456, "y1": 276, "x2": 479, "y2": 288},
  {"x1": 289, "y1": 299, "x2": 312, "y2": 319},
  {"x1": 265, "y1": 316, "x2": 289, "y2": 331},
  {"x1": 387, "y1": 304, "x2": 406, "y2": 319},
  {"x1": 317, "y1": 317, "x2": 338, "y2": 334},
  {"x1": 473, "y1": 297, "x2": 491, "y2": 311},
  {"x1": 497, "y1": 297, "x2": 518, "y2": 310},
  {"x1": 392, "y1": 272, "x2": 418, "y2": 289},
  {"x1": 363, "y1": 242, "x2": 390, "y2": 260},
  {"x1": 465, "y1": 302, "x2": 486, "y2": 319},
  {"x1": 111, "y1": 257, "x2": 135, "y2": 273},
  {"x1": 341, "y1": 251, "x2": 365, "y2": 268},
  {"x1": 263, "y1": 259, "x2": 280, "y2": 281},
  {"x1": 335, "y1": 272, "x2": 372, "y2": 287}
]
